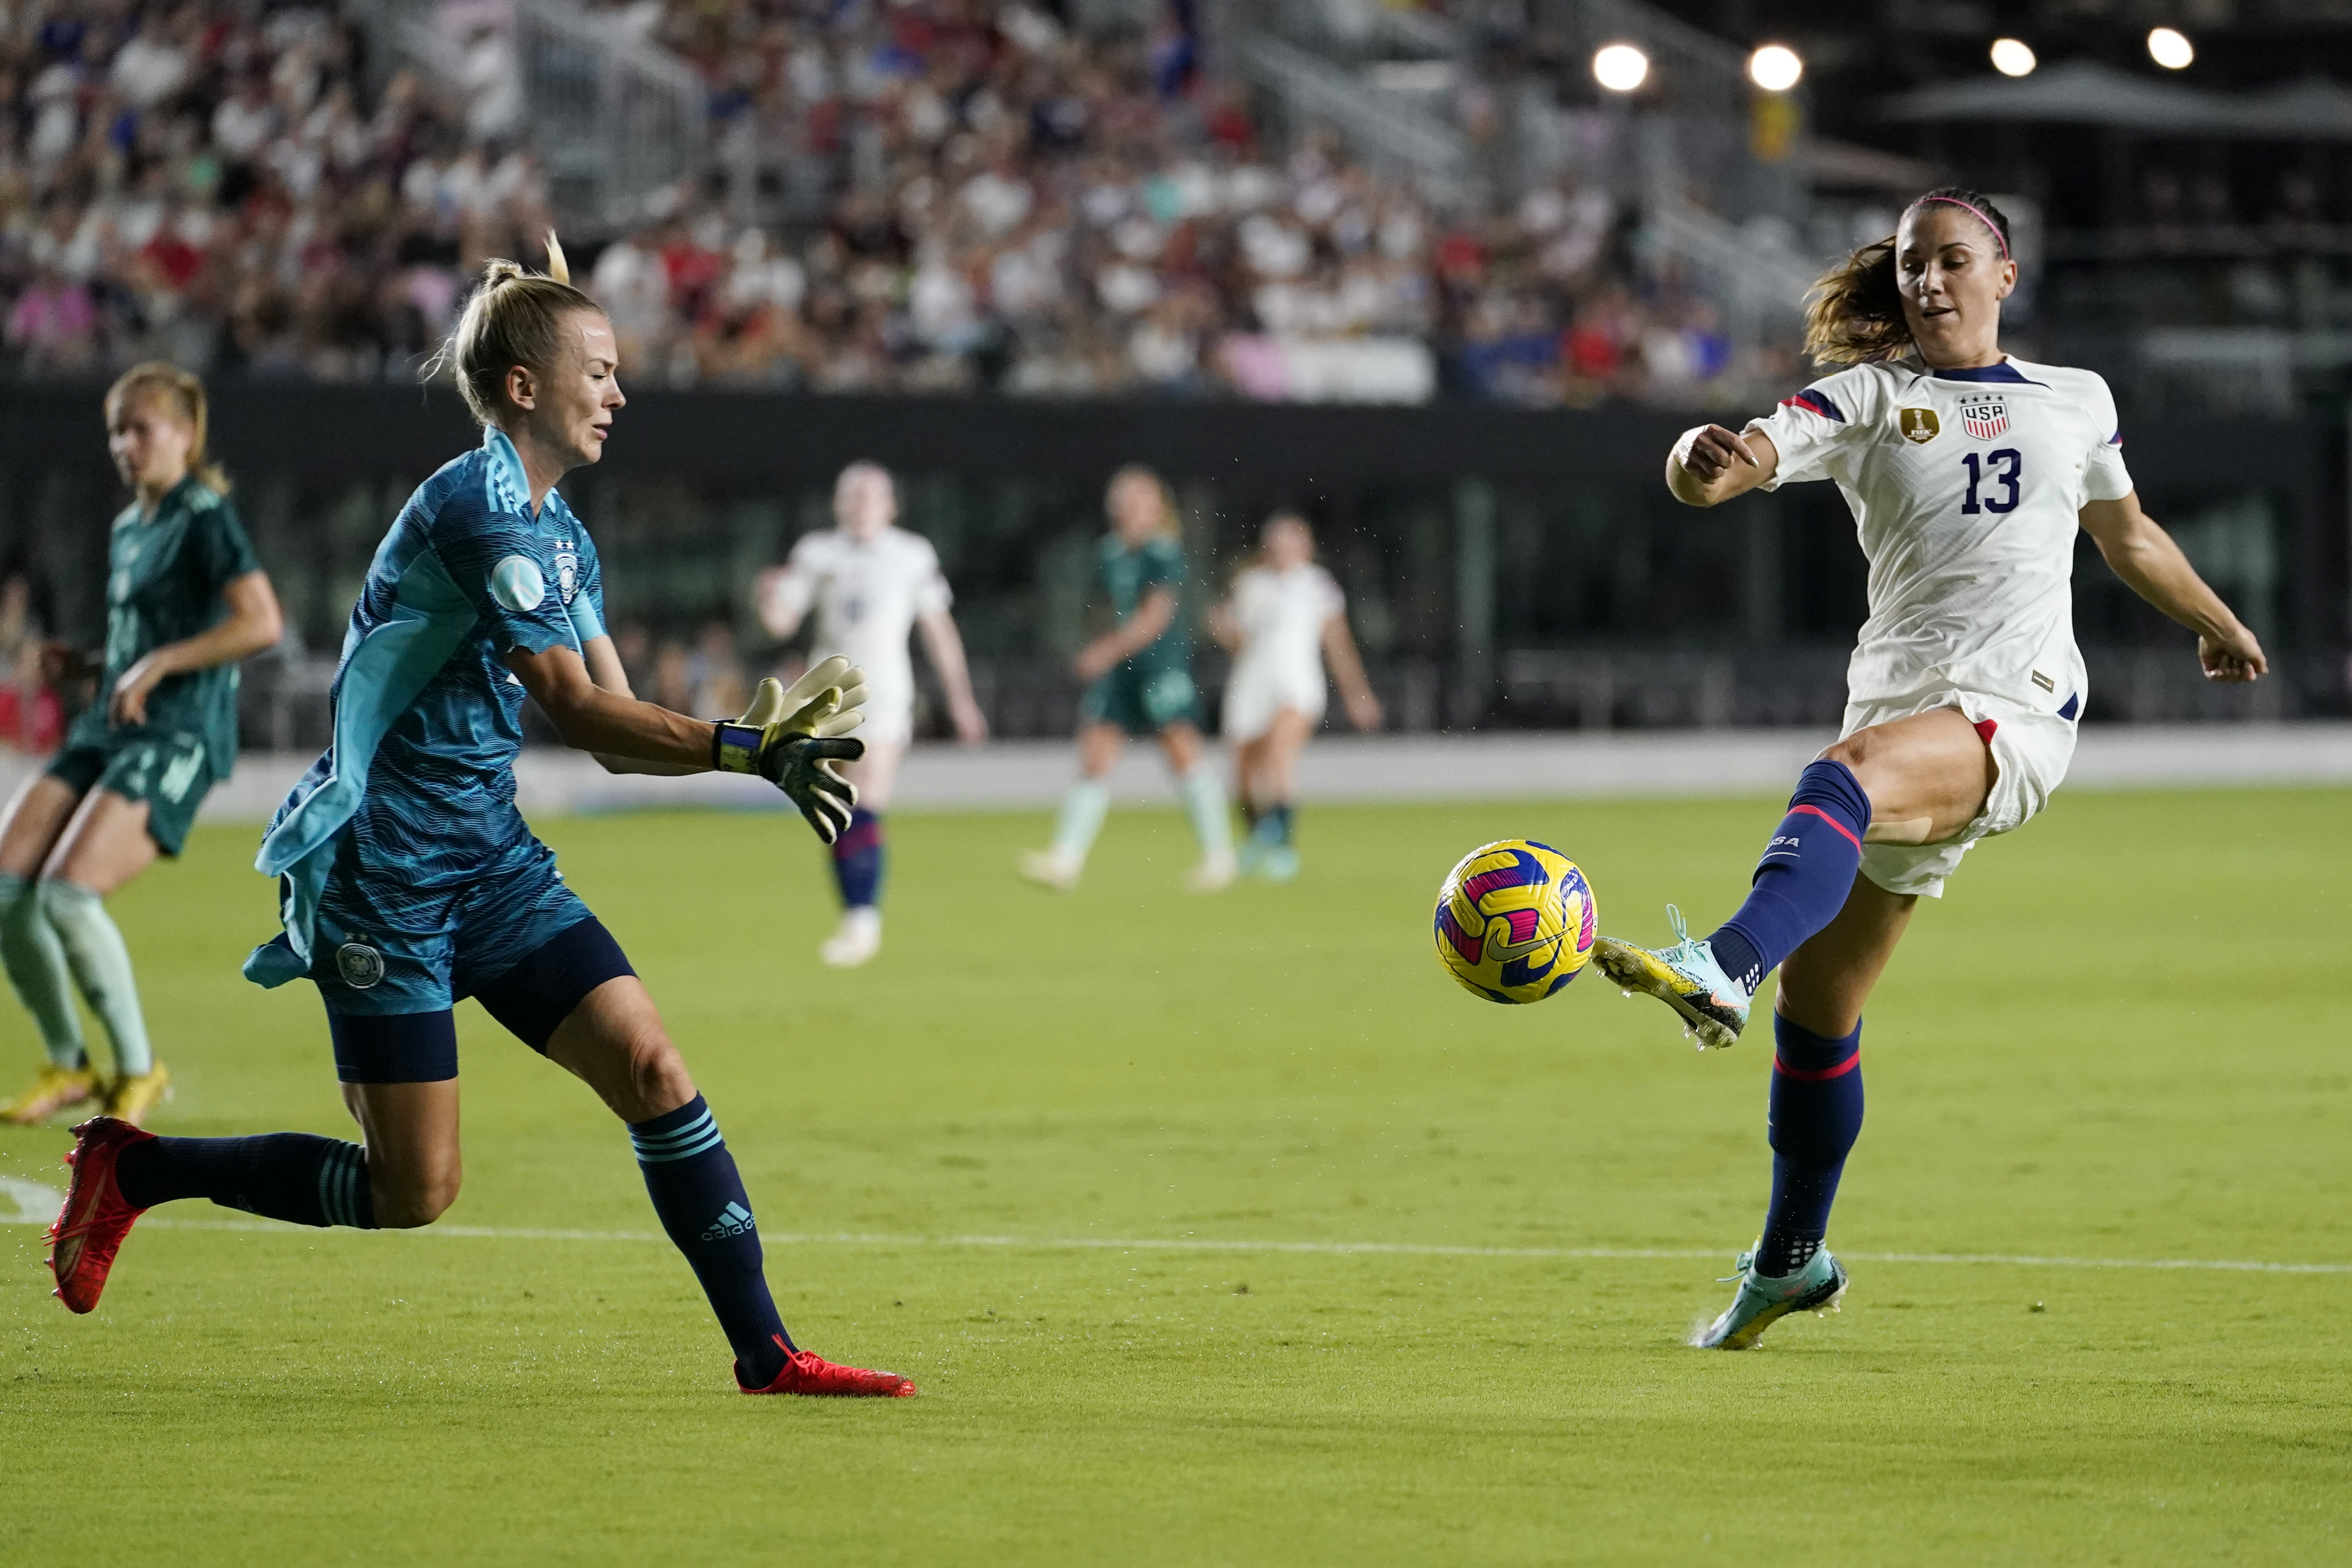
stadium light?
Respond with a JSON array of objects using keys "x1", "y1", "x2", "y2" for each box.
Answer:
[
  {"x1": 1592, "y1": 43, "x2": 1650, "y2": 94},
  {"x1": 2148, "y1": 27, "x2": 2194, "y2": 69},
  {"x1": 1989, "y1": 38, "x2": 2036, "y2": 77},
  {"x1": 1747, "y1": 45, "x2": 1802, "y2": 93}
]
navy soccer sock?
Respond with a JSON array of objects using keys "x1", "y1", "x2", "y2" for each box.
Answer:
[
  {"x1": 630, "y1": 1095, "x2": 794, "y2": 1384},
  {"x1": 830, "y1": 808, "x2": 885, "y2": 910},
  {"x1": 1756, "y1": 1014, "x2": 1864, "y2": 1277},
  {"x1": 1707, "y1": 759, "x2": 1872, "y2": 993},
  {"x1": 114, "y1": 1134, "x2": 376, "y2": 1228}
]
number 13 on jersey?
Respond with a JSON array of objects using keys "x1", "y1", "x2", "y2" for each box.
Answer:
[{"x1": 1960, "y1": 450, "x2": 2021, "y2": 514}]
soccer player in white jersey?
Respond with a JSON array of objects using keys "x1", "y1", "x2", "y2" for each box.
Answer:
[
  {"x1": 1591, "y1": 187, "x2": 2267, "y2": 1350},
  {"x1": 755, "y1": 462, "x2": 988, "y2": 967},
  {"x1": 1208, "y1": 512, "x2": 1381, "y2": 880}
]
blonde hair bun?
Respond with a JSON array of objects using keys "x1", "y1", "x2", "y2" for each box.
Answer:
[{"x1": 431, "y1": 230, "x2": 602, "y2": 424}]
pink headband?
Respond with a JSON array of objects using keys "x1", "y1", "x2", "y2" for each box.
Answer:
[{"x1": 1912, "y1": 195, "x2": 2009, "y2": 260}]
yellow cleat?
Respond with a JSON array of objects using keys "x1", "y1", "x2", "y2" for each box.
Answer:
[
  {"x1": 1590, "y1": 904, "x2": 1753, "y2": 1051},
  {"x1": 0, "y1": 1063, "x2": 99, "y2": 1125},
  {"x1": 105, "y1": 1063, "x2": 172, "y2": 1127}
]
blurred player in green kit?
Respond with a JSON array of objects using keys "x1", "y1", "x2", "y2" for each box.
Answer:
[
  {"x1": 0, "y1": 363, "x2": 282, "y2": 1126},
  {"x1": 1021, "y1": 465, "x2": 1235, "y2": 892}
]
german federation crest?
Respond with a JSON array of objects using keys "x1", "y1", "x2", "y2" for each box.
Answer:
[
  {"x1": 336, "y1": 942, "x2": 385, "y2": 989},
  {"x1": 554, "y1": 551, "x2": 579, "y2": 604},
  {"x1": 1959, "y1": 396, "x2": 2010, "y2": 440}
]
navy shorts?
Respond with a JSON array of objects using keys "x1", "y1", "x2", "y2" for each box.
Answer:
[
  {"x1": 308, "y1": 835, "x2": 589, "y2": 1016},
  {"x1": 296, "y1": 834, "x2": 637, "y2": 1083},
  {"x1": 324, "y1": 915, "x2": 636, "y2": 1084}
]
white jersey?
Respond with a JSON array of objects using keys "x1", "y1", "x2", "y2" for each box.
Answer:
[
  {"x1": 1748, "y1": 353, "x2": 2134, "y2": 717},
  {"x1": 760, "y1": 526, "x2": 952, "y2": 742},
  {"x1": 1222, "y1": 563, "x2": 1344, "y2": 742}
]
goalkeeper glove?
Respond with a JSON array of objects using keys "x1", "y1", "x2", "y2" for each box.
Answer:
[{"x1": 711, "y1": 656, "x2": 870, "y2": 843}]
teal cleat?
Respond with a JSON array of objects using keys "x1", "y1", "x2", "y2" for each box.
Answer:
[
  {"x1": 1235, "y1": 833, "x2": 1263, "y2": 877},
  {"x1": 1258, "y1": 844, "x2": 1299, "y2": 882},
  {"x1": 1690, "y1": 1245, "x2": 1848, "y2": 1350},
  {"x1": 1591, "y1": 904, "x2": 1752, "y2": 1050}
]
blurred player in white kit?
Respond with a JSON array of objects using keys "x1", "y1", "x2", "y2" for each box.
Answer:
[
  {"x1": 756, "y1": 462, "x2": 988, "y2": 966},
  {"x1": 1209, "y1": 512, "x2": 1381, "y2": 880}
]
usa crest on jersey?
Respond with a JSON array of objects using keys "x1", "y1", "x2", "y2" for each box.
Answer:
[{"x1": 1959, "y1": 396, "x2": 2010, "y2": 440}]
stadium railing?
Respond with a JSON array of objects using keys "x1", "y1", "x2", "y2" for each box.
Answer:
[{"x1": 349, "y1": 0, "x2": 707, "y2": 228}]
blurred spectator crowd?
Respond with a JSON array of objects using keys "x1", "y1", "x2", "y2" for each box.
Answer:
[
  {"x1": 0, "y1": 0, "x2": 555, "y2": 380},
  {"x1": 0, "y1": 0, "x2": 1756, "y2": 406}
]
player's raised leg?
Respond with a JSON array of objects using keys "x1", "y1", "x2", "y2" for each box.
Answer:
[
  {"x1": 537, "y1": 970, "x2": 914, "y2": 1396},
  {"x1": 1594, "y1": 709, "x2": 1985, "y2": 1048}
]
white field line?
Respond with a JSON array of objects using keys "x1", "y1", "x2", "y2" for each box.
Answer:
[{"x1": 3, "y1": 1177, "x2": 2346, "y2": 1275}]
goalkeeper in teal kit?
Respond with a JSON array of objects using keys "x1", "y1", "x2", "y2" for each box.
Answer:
[{"x1": 43, "y1": 241, "x2": 917, "y2": 1398}]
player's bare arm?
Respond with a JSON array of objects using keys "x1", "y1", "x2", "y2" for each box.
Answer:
[
  {"x1": 515, "y1": 641, "x2": 867, "y2": 842},
  {"x1": 1074, "y1": 585, "x2": 1177, "y2": 679},
  {"x1": 1206, "y1": 597, "x2": 1241, "y2": 653},
  {"x1": 2077, "y1": 494, "x2": 2267, "y2": 683},
  {"x1": 916, "y1": 607, "x2": 989, "y2": 743},
  {"x1": 508, "y1": 642, "x2": 719, "y2": 768},
  {"x1": 1666, "y1": 425, "x2": 1777, "y2": 508},
  {"x1": 576, "y1": 633, "x2": 699, "y2": 776},
  {"x1": 1320, "y1": 610, "x2": 1383, "y2": 731},
  {"x1": 110, "y1": 569, "x2": 283, "y2": 726},
  {"x1": 753, "y1": 564, "x2": 808, "y2": 640}
]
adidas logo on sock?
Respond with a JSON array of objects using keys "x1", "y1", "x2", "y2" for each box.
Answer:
[{"x1": 701, "y1": 1201, "x2": 756, "y2": 1240}]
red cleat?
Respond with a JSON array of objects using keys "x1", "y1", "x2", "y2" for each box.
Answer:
[
  {"x1": 738, "y1": 1336, "x2": 917, "y2": 1398},
  {"x1": 46, "y1": 1116, "x2": 154, "y2": 1314}
]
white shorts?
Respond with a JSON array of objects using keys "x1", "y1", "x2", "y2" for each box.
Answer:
[
  {"x1": 1221, "y1": 661, "x2": 1326, "y2": 743},
  {"x1": 856, "y1": 692, "x2": 915, "y2": 748},
  {"x1": 1844, "y1": 686, "x2": 2077, "y2": 898}
]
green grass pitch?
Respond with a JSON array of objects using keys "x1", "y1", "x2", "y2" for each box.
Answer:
[{"x1": 3, "y1": 788, "x2": 2349, "y2": 1564}]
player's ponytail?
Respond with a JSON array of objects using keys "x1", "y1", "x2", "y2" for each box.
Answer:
[
  {"x1": 432, "y1": 230, "x2": 605, "y2": 425},
  {"x1": 105, "y1": 361, "x2": 230, "y2": 495},
  {"x1": 1803, "y1": 185, "x2": 2014, "y2": 367}
]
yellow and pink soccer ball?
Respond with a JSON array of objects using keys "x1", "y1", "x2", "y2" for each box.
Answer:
[{"x1": 1432, "y1": 839, "x2": 1598, "y2": 1004}]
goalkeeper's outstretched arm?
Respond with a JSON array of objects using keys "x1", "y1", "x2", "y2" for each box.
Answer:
[
  {"x1": 507, "y1": 643, "x2": 870, "y2": 841},
  {"x1": 509, "y1": 642, "x2": 715, "y2": 768},
  {"x1": 573, "y1": 634, "x2": 699, "y2": 776}
]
